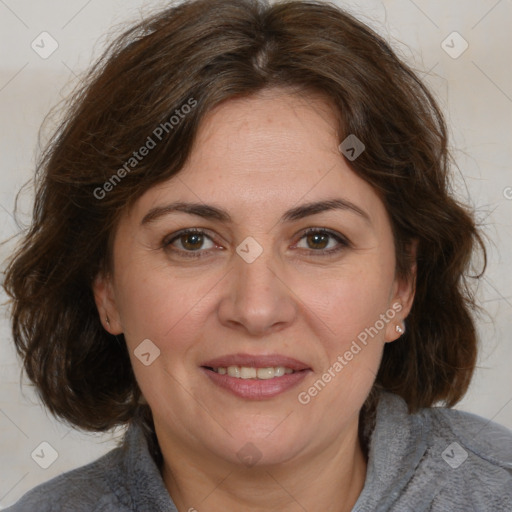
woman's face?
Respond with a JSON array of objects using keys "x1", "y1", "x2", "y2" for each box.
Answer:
[{"x1": 94, "y1": 89, "x2": 414, "y2": 468}]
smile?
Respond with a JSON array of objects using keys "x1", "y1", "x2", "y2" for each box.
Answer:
[
  {"x1": 209, "y1": 366, "x2": 295, "y2": 379},
  {"x1": 201, "y1": 366, "x2": 310, "y2": 400}
]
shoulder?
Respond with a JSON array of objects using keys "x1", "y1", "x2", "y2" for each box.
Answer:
[
  {"x1": 363, "y1": 392, "x2": 512, "y2": 511},
  {"x1": 3, "y1": 422, "x2": 172, "y2": 512},
  {"x1": 429, "y1": 403, "x2": 512, "y2": 469},
  {"x1": 3, "y1": 446, "x2": 130, "y2": 512},
  {"x1": 416, "y1": 398, "x2": 512, "y2": 509}
]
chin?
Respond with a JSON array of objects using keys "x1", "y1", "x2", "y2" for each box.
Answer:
[{"x1": 212, "y1": 421, "x2": 308, "y2": 467}]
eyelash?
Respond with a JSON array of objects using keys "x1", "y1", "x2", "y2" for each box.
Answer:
[{"x1": 162, "y1": 227, "x2": 350, "y2": 259}]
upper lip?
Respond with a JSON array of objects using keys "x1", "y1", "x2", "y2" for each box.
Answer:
[{"x1": 201, "y1": 353, "x2": 311, "y2": 371}]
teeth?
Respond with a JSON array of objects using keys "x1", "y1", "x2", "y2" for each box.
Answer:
[
  {"x1": 240, "y1": 367, "x2": 257, "y2": 379},
  {"x1": 214, "y1": 366, "x2": 296, "y2": 379},
  {"x1": 227, "y1": 366, "x2": 240, "y2": 378},
  {"x1": 257, "y1": 367, "x2": 274, "y2": 379}
]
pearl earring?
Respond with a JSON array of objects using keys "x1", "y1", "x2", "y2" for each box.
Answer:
[{"x1": 395, "y1": 324, "x2": 404, "y2": 334}]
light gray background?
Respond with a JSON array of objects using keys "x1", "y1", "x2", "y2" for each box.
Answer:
[{"x1": 1, "y1": 0, "x2": 511, "y2": 507}]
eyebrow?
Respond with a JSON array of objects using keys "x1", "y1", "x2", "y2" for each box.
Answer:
[{"x1": 141, "y1": 198, "x2": 371, "y2": 226}]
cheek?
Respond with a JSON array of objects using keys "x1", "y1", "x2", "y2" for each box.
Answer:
[
  {"x1": 305, "y1": 260, "x2": 394, "y2": 343},
  {"x1": 298, "y1": 265, "x2": 394, "y2": 405},
  {"x1": 114, "y1": 254, "x2": 224, "y2": 358}
]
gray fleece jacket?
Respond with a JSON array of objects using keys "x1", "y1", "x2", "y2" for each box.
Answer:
[{"x1": 5, "y1": 392, "x2": 512, "y2": 511}]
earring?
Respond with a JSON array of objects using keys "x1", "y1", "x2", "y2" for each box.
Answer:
[
  {"x1": 395, "y1": 323, "x2": 404, "y2": 335},
  {"x1": 105, "y1": 315, "x2": 111, "y2": 328}
]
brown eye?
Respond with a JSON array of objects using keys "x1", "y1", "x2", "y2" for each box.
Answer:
[
  {"x1": 179, "y1": 232, "x2": 205, "y2": 251},
  {"x1": 163, "y1": 229, "x2": 216, "y2": 257},
  {"x1": 295, "y1": 228, "x2": 349, "y2": 255},
  {"x1": 305, "y1": 232, "x2": 330, "y2": 250}
]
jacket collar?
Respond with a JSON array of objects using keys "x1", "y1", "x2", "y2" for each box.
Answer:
[{"x1": 352, "y1": 392, "x2": 430, "y2": 511}]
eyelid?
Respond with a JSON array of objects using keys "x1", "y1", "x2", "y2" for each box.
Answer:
[
  {"x1": 298, "y1": 227, "x2": 351, "y2": 246},
  {"x1": 163, "y1": 228, "x2": 218, "y2": 249},
  {"x1": 292, "y1": 227, "x2": 351, "y2": 255},
  {"x1": 162, "y1": 227, "x2": 350, "y2": 258}
]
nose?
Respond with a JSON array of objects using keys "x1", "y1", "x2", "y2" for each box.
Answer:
[{"x1": 217, "y1": 244, "x2": 298, "y2": 337}]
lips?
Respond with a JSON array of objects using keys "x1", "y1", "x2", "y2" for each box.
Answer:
[
  {"x1": 200, "y1": 353, "x2": 311, "y2": 371},
  {"x1": 200, "y1": 353, "x2": 312, "y2": 400}
]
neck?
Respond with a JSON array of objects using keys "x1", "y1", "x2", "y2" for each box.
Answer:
[{"x1": 157, "y1": 420, "x2": 367, "y2": 512}]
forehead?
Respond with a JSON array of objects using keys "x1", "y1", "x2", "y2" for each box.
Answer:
[
  {"x1": 128, "y1": 89, "x2": 385, "y2": 227},
  {"x1": 189, "y1": 88, "x2": 340, "y2": 181}
]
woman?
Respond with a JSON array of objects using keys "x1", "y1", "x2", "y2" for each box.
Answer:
[{"x1": 3, "y1": 0, "x2": 512, "y2": 510}]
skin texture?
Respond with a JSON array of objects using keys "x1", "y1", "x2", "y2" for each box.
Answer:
[{"x1": 93, "y1": 88, "x2": 416, "y2": 512}]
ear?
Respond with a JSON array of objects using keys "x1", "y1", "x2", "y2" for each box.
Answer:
[
  {"x1": 92, "y1": 271, "x2": 123, "y2": 334},
  {"x1": 385, "y1": 239, "x2": 418, "y2": 343}
]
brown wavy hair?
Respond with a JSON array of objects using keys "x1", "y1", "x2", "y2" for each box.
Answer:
[{"x1": 3, "y1": 0, "x2": 486, "y2": 434}]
